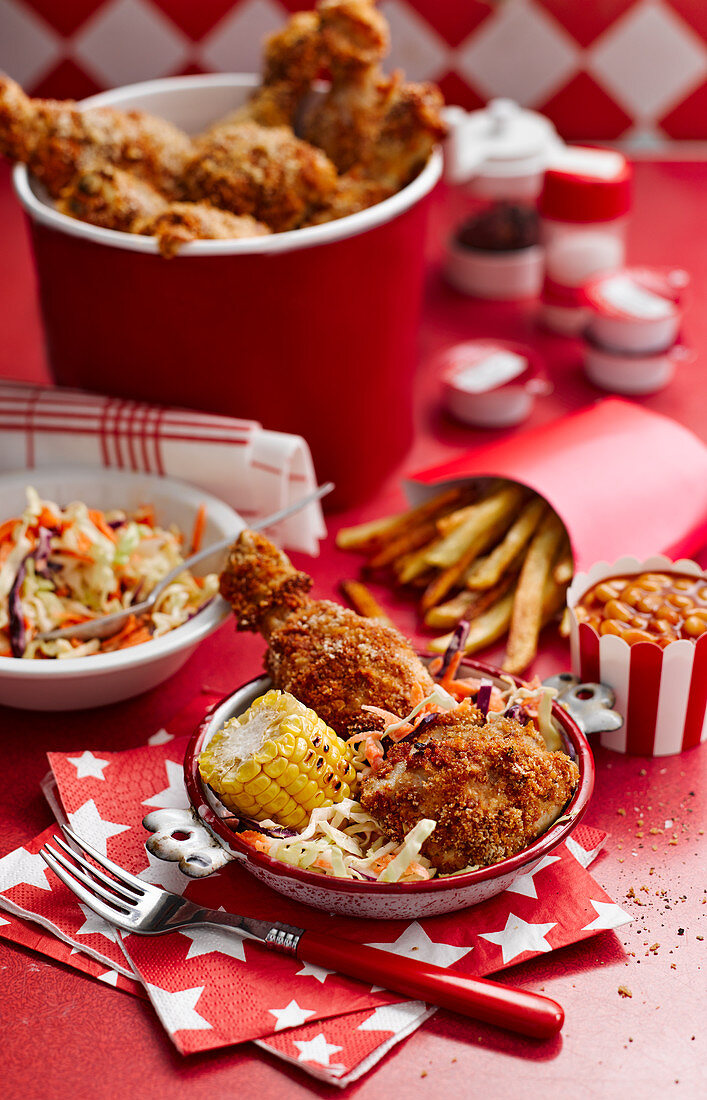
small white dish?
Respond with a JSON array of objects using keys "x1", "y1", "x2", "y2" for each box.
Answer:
[
  {"x1": 0, "y1": 467, "x2": 243, "y2": 710},
  {"x1": 444, "y1": 240, "x2": 544, "y2": 300},
  {"x1": 584, "y1": 267, "x2": 688, "y2": 354},
  {"x1": 583, "y1": 337, "x2": 693, "y2": 395},
  {"x1": 439, "y1": 340, "x2": 551, "y2": 428}
]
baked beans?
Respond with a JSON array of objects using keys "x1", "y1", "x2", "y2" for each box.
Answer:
[{"x1": 575, "y1": 571, "x2": 707, "y2": 647}]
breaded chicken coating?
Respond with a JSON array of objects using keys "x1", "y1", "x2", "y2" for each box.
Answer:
[
  {"x1": 184, "y1": 122, "x2": 338, "y2": 232},
  {"x1": 56, "y1": 165, "x2": 167, "y2": 231},
  {"x1": 218, "y1": 0, "x2": 387, "y2": 133},
  {"x1": 135, "y1": 203, "x2": 270, "y2": 257},
  {"x1": 220, "y1": 530, "x2": 434, "y2": 736},
  {"x1": 220, "y1": 530, "x2": 313, "y2": 635},
  {"x1": 56, "y1": 166, "x2": 270, "y2": 254},
  {"x1": 360, "y1": 709, "x2": 579, "y2": 873},
  {"x1": 211, "y1": 10, "x2": 324, "y2": 131},
  {"x1": 264, "y1": 601, "x2": 436, "y2": 739},
  {"x1": 304, "y1": 65, "x2": 446, "y2": 185},
  {"x1": 360, "y1": 78, "x2": 447, "y2": 190},
  {"x1": 0, "y1": 75, "x2": 191, "y2": 198},
  {"x1": 303, "y1": 66, "x2": 395, "y2": 174},
  {"x1": 318, "y1": 0, "x2": 390, "y2": 70},
  {"x1": 304, "y1": 172, "x2": 393, "y2": 224},
  {"x1": 1, "y1": 0, "x2": 446, "y2": 245}
]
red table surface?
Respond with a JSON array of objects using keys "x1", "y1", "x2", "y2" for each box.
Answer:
[{"x1": 1, "y1": 159, "x2": 706, "y2": 1099}]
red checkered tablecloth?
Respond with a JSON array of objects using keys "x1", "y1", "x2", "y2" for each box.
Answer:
[{"x1": 2, "y1": 1, "x2": 707, "y2": 141}]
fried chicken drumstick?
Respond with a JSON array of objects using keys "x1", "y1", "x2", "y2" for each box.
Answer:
[
  {"x1": 55, "y1": 165, "x2": 270, "y2": 255},
  {"x1": 220, "y1": 530, "x2": 434, "y2": 737},
  {"x1": 0, "y1": 74, "x2": 192, "y2": 198}
]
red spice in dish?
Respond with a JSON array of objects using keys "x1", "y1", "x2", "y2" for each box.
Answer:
[{"x1": 575, "y1": 572, "x2": 707, "y2": 647}]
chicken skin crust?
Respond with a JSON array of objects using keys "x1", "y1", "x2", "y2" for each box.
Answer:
[
  {"x1": 219, "y1": 530, "x2": 434, "y2": 737},
  {"x1": 135, "y1": 203, "x2": 270, "y2": 257},
  {"x1": 360, "y1": 710, "x2": 579, "y2": 873},
  {"x1": 265, "y1": 600, "x2": 434, "y2": 738},
  {"x1": 184, "y1": 122, "x2": 338, "y2": 232},
  {"x1": 0, "y1": 76, "x2": 191, "y2": 198}
]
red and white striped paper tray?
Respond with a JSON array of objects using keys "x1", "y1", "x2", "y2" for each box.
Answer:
[{"x1": 0, "y1": 380, "x2": 325, "y2": 554}]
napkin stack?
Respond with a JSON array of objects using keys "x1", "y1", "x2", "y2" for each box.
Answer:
[
  {"x1": 0, "y1": 693, "x2": 631, "y2": 1086},
  {"x1": 0, "y1": 381, "x2": 325, "y2": 554}
]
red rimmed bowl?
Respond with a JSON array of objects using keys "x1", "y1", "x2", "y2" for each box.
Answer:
[{"x1": 163, "y1": 658, "x2": 595, "y2": 919}]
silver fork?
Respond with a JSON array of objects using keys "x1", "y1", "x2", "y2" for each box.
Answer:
[{"x1": 39, "y1": 826, "x2": 565, "y2": 1040}]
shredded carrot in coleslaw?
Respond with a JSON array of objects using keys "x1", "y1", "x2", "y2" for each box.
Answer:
[{"x1": 0, "y1": 487, "x2": 219, "y2": 659}]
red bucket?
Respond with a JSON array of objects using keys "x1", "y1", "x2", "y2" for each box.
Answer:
[{"x1": 12, "y1": 75, "x2": 443, "y2": 509}]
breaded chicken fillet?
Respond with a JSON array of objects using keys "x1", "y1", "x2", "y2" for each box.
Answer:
[{"x1": 360, "y1": 708, "x2": 579, "y2": 873}]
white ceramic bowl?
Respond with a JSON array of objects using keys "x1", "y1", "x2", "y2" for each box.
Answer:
[
  {"x1": 582, "y1": 338, "x2": 693, "y2": 395},
  {"x1": 0, "y1": 467, "x2": 243, "y2": 710},
  {"x1": 173, "y1": 659, "x2": 595, "y2": 919},
  {"x1": 444, "y1": 240, "x2": 544, "y2": 300}
]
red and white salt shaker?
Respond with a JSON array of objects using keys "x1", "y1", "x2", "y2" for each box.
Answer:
[
  {"x1": 538, "y1": 147, "x2": 633, "y2": 334},
  {"x1": 437, "y1": 340, "x2": 551, "y2": 428}
]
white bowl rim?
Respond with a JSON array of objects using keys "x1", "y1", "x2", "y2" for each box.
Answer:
[
  {"x1": 0, "y1": 466, "x2": 241, "y2": 677},
  {"x1": 185, "y1": 659, "x2": 595, "y2": 896},
  {"x1": 12, "y1": 72, "x2": 444, "y2": 258}
]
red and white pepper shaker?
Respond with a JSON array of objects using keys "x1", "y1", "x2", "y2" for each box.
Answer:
[{"x1": 538, "y1": 147, "x2": 633, "y2": 334}]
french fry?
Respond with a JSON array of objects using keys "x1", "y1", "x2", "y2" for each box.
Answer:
[
  {"x1": 435, "y1": 479, "x2": 506, "y2": 535},
  {"x1": 336, "y1": 487, "x2": 466, "y2": 552},
  {"x1": 336, "y1": 486, "x2": 470, "y2": 554},
  {"x1": 553, "y1": 539, "x2": 574, "y2": 586},
  {"x1": 502, "y1": 511, "x2": 566, "y2": 674},
  {"x1": 365, "y1": 519, "x2": 439, "y2": 571},
  {"x1": 424, "y1": 590, "x2": 477, "y2": 630},
  {"x1": 423, "y1": 484, "x2": 525, "y2": 569},
  {"x1": 428, "y1": 587, "x2": 517, "y2": 655},
  {"x1": 396, "y1": 539, "x2": 445, "y2": 584},
  {"x1": 424, "y1": 568, "x2": 519, "y2": 629},
  {"x1": 419, "y1": 515, "x2": 515, "y2": 613},
  {"x1": 335, "y1": 512, "x2": 408, "y2": 551},
  {"x1": 466, "y1": 497, "x2": 546, "y2": 590},
  {"x1": 339, "y1": 580, "x2": 393, "y2": 625}
]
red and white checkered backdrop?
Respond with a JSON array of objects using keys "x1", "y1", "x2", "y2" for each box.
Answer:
[{"x1": 1, "y1": 0, "x2": 707, "y2": 141}]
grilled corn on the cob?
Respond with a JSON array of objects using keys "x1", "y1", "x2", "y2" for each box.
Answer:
[{"x1": 198, "y1": 689, "x2": 357, "y2": 829}]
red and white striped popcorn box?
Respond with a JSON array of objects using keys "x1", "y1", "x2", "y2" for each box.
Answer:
[
  {"x1": 0, "y1": 381, "x2": 325, "y2": 554},
  {"x1": 567, "y1": 556, "x2": 707, "y2": 756}
]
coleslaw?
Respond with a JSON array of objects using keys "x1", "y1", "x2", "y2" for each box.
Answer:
[{"x1": 0, "y1": 488, "x2": 219, "y2": 659}]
